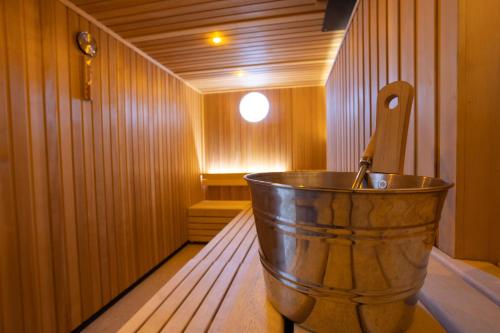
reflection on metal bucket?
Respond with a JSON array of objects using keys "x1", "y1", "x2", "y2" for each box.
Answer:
[{"x1": 245, "y1": 171, "x2": 452, "y2": 333}]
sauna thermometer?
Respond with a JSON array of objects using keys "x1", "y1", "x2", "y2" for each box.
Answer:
[{"x1": 76, "y1": 31, "x2": 97, "y2": 101}]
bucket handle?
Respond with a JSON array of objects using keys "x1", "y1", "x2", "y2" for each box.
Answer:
[{"x1": 352, "y1": 81, "x2": 414, "y2": 189}]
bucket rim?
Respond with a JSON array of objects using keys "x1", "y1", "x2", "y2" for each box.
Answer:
[{"x1": 243, "y1": 171, "x2": 454, "y2": 194}]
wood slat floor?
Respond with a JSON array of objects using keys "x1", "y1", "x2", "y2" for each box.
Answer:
[{"x1": 118, "y1": 207, "x2": 446, "y2": 332}]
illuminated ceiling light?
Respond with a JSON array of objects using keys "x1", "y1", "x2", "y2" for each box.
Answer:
[
  {"x1": 239, "y1": 92, "x2": 270, "y2": 123},
  {"x1": 210, "y1": 33, "x2": 223, "y2": 45}
]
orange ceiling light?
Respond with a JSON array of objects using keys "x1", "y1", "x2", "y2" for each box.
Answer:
[{"x1": 209, "y1": 32, "x2": 224, "y2": 45}]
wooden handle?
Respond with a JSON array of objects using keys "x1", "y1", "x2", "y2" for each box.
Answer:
[
  {"x1": 368, "y1": 81, "x2": 414, "y2": 174},
  {"x1": 361, "y1": 131, "x2": 376, "y2": 161}
]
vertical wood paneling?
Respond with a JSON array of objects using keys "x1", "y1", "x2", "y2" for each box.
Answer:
[
  {"x1": 54, "y1": 2, "x2": 83, "y2": 327},
  {"x1": 401, "y1": 0, "x2": 416, "y2": 174},
  {"x1": 325, "y1": 0, "x2": 448, "y2": 236},
  {"x1": 351, "y1": 19, "x2": 357, "y2": 171},
  {"x1": 0, "y1": 0, "x2": 203, "y2": 331},
  {"x1": 369, "y1": 0, "x2": 379, "y2": 133},
  {"x1": 387, "y1": 0, "x2": 400, "y2": 82},
  {"x1": 357, "y1": 6, "x2": 364, "y2": 158},
  {"x1": 0, "y1": 0, "x2": 25, "y2": 331},
  {"x1": 326, "y1": 0, "x2": 445, "y2": 174},
  {"x1": 5, "y1": 1, "x2": 41, "y2": 331},
  {"x1": 292, "y1": 87, "x2": 326, "y2": 170},
  {"x1": 438, "y1": 0, "x2": 457, "y2": 262},
  {"x1": 457, "y1": 0, "x2": 500, "y2": 263},
  {"x1": 27, "y1": 0, "x2": 58, "y2": 329},
  {"x1": 346, "y1": 32, "x2": 352, "y2": 170},
  {"x1": 362, "y1": 0, "x2": 371, "y2": 148},
  {"x1": 415, "y1": 0, "x2": 436, "y2": 177},
  {"x1": 90, "y1": 21, "x2": 111, "y2": 305},
  {"x1": 326, "y1": 0, "x2": 499, "y2": 263},
  {"x1": 203, "y1": 86, "x2": 326, "y2": 177},
  {"x1": 325, "y1": 73, "x2": 334, "y2": 170},
  {"x1": 40, "y1": 0, "x2": 71, "y2": 330},
  {"x1": 378, "y1": 0, "x2": 388, "y2": 88}
]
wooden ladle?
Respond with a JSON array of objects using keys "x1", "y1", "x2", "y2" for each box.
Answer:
[{"x1": 352, "y1": 81, "x2": 415, "y2": 189}]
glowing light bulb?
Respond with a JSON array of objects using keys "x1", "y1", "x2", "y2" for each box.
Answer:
[
  {"x1": 212, "y1": 36, "x2": 222, "y2": 44},
  {"x1": 239, "y1": 92, "x2": 270, "y2": 123}
]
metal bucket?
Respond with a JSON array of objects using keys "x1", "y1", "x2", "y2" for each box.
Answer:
[{"x1": 244, "y1": 171, "x2": 452, "y2": 333}]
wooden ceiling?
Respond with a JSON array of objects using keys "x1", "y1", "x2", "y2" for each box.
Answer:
[{"x1": 69, "y1": 0, "x2": 345, "y2": 92}]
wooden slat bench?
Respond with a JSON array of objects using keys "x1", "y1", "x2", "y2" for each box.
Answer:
[
  {"x1": 119, "y1": 206, "x2": 450, "y2": 333},
  {"x1": 187, "y1": 200, "x2": 251, "y2": 242},
  {"x1": 201, "y1": 173, "x2": 251, "y2": 200}
]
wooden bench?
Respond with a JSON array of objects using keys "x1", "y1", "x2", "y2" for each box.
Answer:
[
  {"x1": 187, "y1": 173, "x2": 251, "y2": 242},
  {"x1": 201, "y1": 173, "x2": 251, "y2": 200},
  {"x1": 200, "y1": 173, "x2": 248, "y2": 187},
  {"x1": 187, "y1": 200, "x2": 251, "y2": 242},
  {"x1": 119, "y1": 207, "x2": 451, "y2": 333}
]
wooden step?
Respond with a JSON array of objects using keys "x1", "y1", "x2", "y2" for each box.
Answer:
[
  {"x1": 187, "y1": 200, "x2": 251, "y2": 242},
  {"x1": 188, "y1": 200, "x2": 251, "y2": 217},
  {"x1": 420, "y1": 253, "x2": 500, "y2": 333},
  {"x1": 201, "y1": 173, "x2": 249, "y2": 187}
]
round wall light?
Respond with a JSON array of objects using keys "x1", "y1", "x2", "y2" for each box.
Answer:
[{"x1": 239, "y1": 92, "x2": 270, "y2": 123}]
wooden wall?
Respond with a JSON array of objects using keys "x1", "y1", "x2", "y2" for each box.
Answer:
[
  {"x1": 326, "y1": 0, "x2": 446, "y2": 175},
  {"x1": 204, "y1": 86, "x2": 326, "y2": 174},
  {"x1": 0, "y1": 0, "x2": 203, "y2": 332},
  {"x1": 203, "y1": 86, "x2": 326, "y2": 200},
  {"x1": 205, "y1": 185, "x2": 252, "y2": 201},
  {"x1": 325, "y1": 0, "x2": 500, "y2": 263},
  {"x1": 455, "y1": 0, "x2": 500, "y2": 263},
  {"x1": 325, "y1": 0, "x2": 456, "y2": 254}
]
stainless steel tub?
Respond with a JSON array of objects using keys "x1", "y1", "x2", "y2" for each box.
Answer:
[{"x1": 244, "y1": 171, "x2": 452, "y2": 333}]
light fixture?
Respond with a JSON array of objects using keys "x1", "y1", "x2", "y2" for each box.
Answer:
[
  {"x1": 239, "y1": 92, "x2": 270, "y2": 123},
  {"x1": 209, "y1": 33, "x2": 223, "y2": 45}
]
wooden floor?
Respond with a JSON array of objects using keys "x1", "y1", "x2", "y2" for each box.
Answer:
[{"x1": 83, "y1": 244, "x2": 204, "y2": 333}]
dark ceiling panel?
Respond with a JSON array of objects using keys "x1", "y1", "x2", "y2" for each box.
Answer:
[{"x1": 322, "y1": 0, "x2": 357, "y2": 31}]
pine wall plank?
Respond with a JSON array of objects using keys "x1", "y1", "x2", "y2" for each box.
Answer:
[
  {"x1": 325, "y1": 0, "x2": 456, "y2": 253},
  {"x1": 325, "y1": 0, "x2": 500, "y2": 263},
  {"x1": 0, "y1": 0, "x2": 203, "y2": 331},
  {"x1": 203, "y1": 86, "x2": 326, "y2": 200},
  {"x1": 203, "y1": 86, "x2": 326, "y2": 174},
  {"x1": 456, "y1": 0, "x2": 500, "y2": 263}
]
